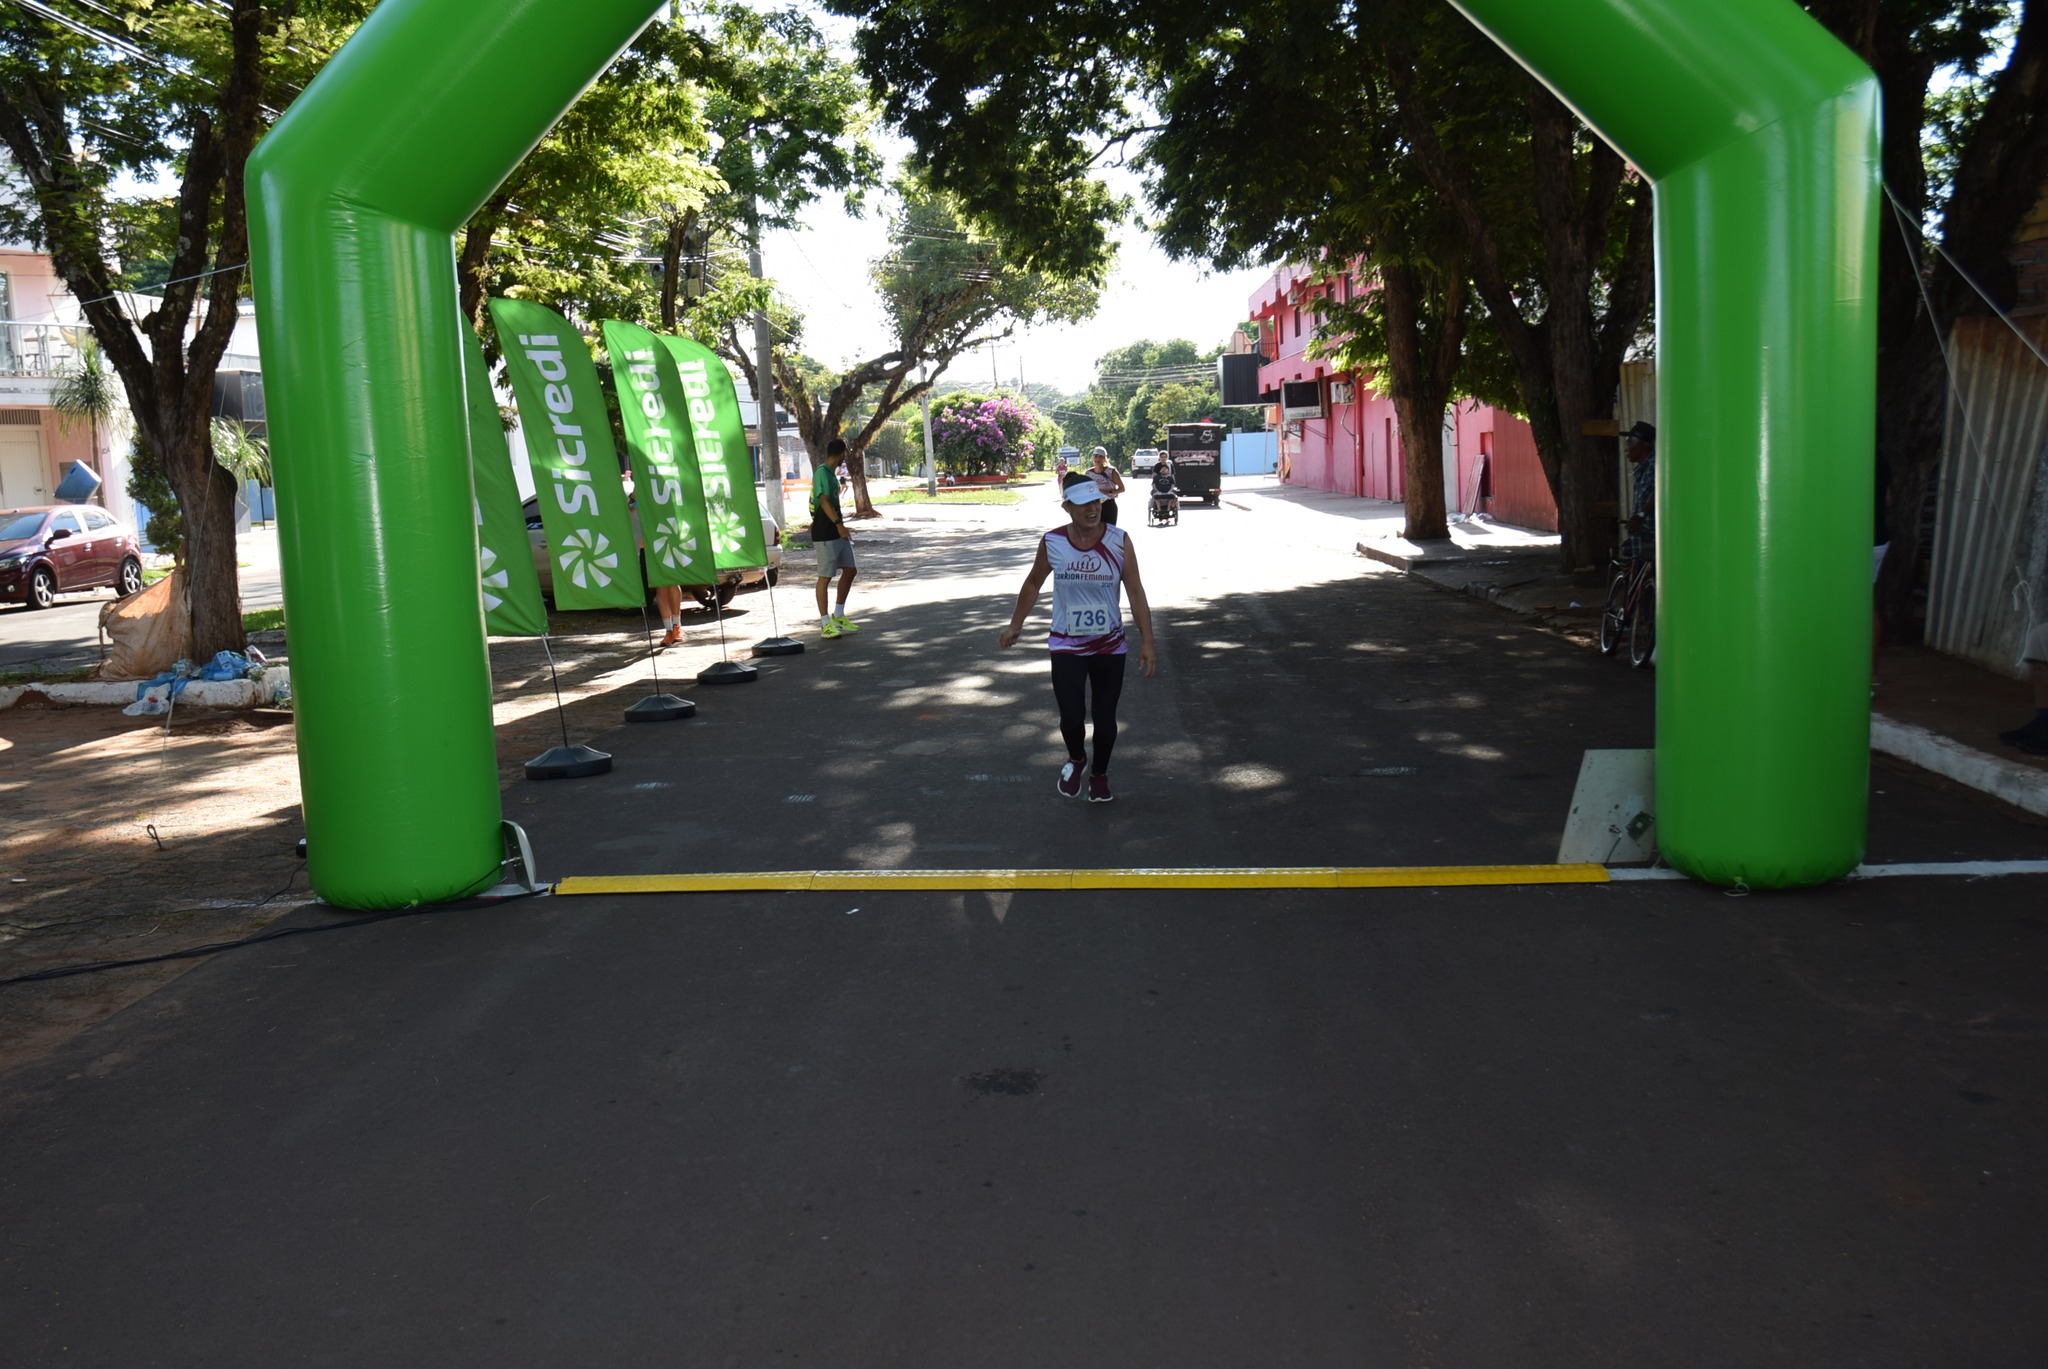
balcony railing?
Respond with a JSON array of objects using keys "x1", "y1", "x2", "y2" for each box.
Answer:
[{"x1": 0, "y1": 319, "x2": 85, "y2": 378}]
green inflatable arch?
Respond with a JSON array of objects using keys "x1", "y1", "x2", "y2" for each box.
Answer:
[{"x1": 247, "y1": 0, "x2": 1877, "y2": 908}]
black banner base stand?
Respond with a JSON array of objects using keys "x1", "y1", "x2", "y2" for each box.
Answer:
[
  {"x1": 625, "y1": 693, "x2": 696, "y2": 722},
  {"x1": 697, "y1": 659, "x2": 758, "y2": 686},
  {"x1": 749, "y1": 558, "x2": 802, "y2": 658},
  {"x1": 524, "y1": 744, "x2": 612, "y2": 780}
]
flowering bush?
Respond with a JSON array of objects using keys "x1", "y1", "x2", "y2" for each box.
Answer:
[{"x1": 931, "y1": 394, "x2": 1047, "y2": 476}]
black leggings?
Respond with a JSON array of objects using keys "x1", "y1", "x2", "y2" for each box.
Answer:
[{"x1": 1050, "y1": 652, "x2": 1127, "y2": 775}]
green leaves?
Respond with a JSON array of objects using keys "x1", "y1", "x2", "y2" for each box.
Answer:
[
  {"x1": 463, "y1": 5, "x2": 883, "y2": 354},
  {"x1": 209, "y1": 417, "x2": 270, "y2": 486},
  {"x1": 49, "y1": 340, "x2": 117, "y2": 434}
]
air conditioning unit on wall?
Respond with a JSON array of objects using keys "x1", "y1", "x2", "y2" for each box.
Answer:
[
  {"x1": 1329, "y1": 380, "x2": 1355, "y2": 405},
  {"x1": 1280, "y1": 380, "x2": 1325, "y2": 421}
]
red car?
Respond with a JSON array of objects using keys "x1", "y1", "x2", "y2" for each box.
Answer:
[{"x1": 0, "y1": 504, "x2": 145, "y2": 610}]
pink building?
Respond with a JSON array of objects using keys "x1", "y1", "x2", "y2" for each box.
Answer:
[
  {"x1": 1247, "y1": 263, "x2": 1558, "y2": 532},
  {"x1": 0, "y1": 246, "x2": 132, "y2": 519}
]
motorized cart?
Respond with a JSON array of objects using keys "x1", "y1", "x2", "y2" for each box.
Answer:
[{"x1": 1164, "y1": 422, "x2": 1224, "y2": 507}]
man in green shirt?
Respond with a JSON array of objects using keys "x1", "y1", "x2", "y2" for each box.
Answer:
[{"x1": 811, "y1": 438, "x2": 860, "y2": 637}]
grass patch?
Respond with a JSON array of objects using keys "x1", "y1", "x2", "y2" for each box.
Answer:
[
  {"x1": 141, "y1": 566, "x2": 172, "y2": 585},
  {"x1": 0, "y1": 665, "x2": 96, "y2": 687},
  {"x1": 242, "y1": 607, "x2": 286, "y2": 633},
  {"x1": 875, "y1": 489, "x2": 1026, "y2": 506}
]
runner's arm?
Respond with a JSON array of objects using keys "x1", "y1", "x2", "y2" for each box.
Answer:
[
  {"x1": 1122, "y1": 539, "x2": 1158, "y2": 677},
  {"x1": 997, "y1": 541, "x2": 1053, "y2": 648}
]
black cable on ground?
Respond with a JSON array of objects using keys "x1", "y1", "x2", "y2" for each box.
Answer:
[{"x1": 0, "y1": 885, "x2": 548, "y2": 989}]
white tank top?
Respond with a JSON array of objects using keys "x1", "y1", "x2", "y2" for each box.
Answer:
[{"x1": 1044, "y1": 525, "x2": 1128, "y2": 655}]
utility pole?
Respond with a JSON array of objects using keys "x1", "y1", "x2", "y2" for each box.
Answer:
[{"x1": 922, "y1": 365, "x2": 938, "y2": 498}]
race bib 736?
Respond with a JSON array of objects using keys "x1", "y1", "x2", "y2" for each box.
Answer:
[{"x1": 1060, "y1": 604, "x2": 1115, "y2": 636}]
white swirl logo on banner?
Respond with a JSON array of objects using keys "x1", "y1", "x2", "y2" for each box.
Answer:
[
  {"x1": 479, "y1": 543, "x2": 510, "y2": 612},
  {"x1": 649, "y1": 520, "x2": 698, "y2": 574},
  {"x1": 557, "y1": 528, "x2": 618, "y2": 589}
]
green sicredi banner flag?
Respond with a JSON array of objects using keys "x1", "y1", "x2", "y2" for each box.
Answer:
[
  {"x1": 660, "y1": 333, "x2": 770, "y2": 570},
  {"x1": 488, "y1": 299, "x2": 644, "y2": 610},
  {"x1": 601, "y1": 319, "x2": 715, "y2": 589},
  {"x1": 461, "y1": 325, "x2": 548, "y2": 637}
]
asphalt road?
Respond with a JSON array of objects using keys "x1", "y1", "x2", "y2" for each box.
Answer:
[
  {"x1": 0, "y1": 532, "x2": 283, "y2": 672},
  {"x1": 4, "y1": 480, "x2": 2045, "y2": 1366}
]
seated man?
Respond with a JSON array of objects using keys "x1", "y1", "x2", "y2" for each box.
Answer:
[
  {"x1": 1150, "y1": 458, "x2": 1178, "y2": 515},
  {"x1": 2000, "y1": 621, "x2": 2048, "y2": 756}
]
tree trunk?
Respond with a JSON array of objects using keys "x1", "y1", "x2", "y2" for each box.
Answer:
[
  {"x1": 1377, "y1": 262, "x2": 1457, "y2": 540},
  {"x1": 163, "y1": 418, "x2": 247, "y2": 658},
  {"x1": 659, "y1": 210, "x2": 698, "y2": 333},
  {"x1": 456, "y1": 206, "x2": 501, "y2": 338},
  {"x1": 1389, "y1": 59, "x2": 1652, "y2": 572},
  {"x1": 845, "y1": 455, "x2": 877, "y2": 519},
  {"x1": 1546, "y1": 325, "x2": 1611, "y2": 571}
]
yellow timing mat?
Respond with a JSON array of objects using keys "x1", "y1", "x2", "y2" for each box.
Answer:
[{"x1": 554, "y1": 864, "x2": 1611, "y2": 896}]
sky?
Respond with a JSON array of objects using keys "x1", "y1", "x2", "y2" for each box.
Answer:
[
  {"x1": 756, "y1": 2, "x2": 1274, "y2": 398},
  {"x1": 761, "y1": 172, "x2": 1274, "y2": 398}
]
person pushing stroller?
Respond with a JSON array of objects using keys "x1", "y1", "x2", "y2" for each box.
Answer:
[{"x1": 1148, "y1": 456, "x2": 1179, "y2": 526}]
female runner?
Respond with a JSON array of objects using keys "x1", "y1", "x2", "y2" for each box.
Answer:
[{"x1": 997, "y1": 473, "x2": 1158, "y2": 802}]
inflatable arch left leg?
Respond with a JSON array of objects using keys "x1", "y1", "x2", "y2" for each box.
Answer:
[{"x1": 246, "y1": 0, "x2": 664, "y2": 909}]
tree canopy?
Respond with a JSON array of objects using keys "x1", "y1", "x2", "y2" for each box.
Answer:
[
  {"x1": 688, "y1": 173, "x2": 1104, "y2": 515},
  {"x1": 460, "y1": 3, "x2": 882, "y2": 352},
  {"x1": 832, "y1": 0, "x2": 1651, "y2": 557},
  {"x1": 1050, "y1": 339, "x2": 1256, "y2": 462}
]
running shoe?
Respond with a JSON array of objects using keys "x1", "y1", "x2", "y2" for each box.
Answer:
[
  {"x1": 2001, "y1": 719, "x2": 2048, "y2": 755},
  {"x1": 1088, "y1": 773, "x2": 1113, "y2": 803},
  {"x1": 832, "y1": 614, "x2": 861, "y2": 634},
  {"x1": 821, "y1": 620, "x2": 842, "y2": 639},
  {"x1": 1056, "y1": 761, "x2": 1084, "y2": 798},
  {"x1": 660, "y1": 626, "x2": 681, "y2": 647}
]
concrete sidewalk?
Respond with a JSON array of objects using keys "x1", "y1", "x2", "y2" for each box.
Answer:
[{"x1": 1356, "y1": 523, "x2": 2048, "y2": 819}]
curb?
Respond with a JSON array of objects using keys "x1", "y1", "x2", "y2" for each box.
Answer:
[
  {"x1": 1359, "y1": 539, "x2": 1458, "y2": 570},
  {"x1": 0, "y1": 667, "x2": 291, "y2": 713},
  {"x1": 1406, "y1": 562, "x2": 1574, "y2": 617},
  {"x1": 1872, "y1": 713, "x2": 2048, "y2": 818}
]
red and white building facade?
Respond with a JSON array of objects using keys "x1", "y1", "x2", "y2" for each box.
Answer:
[
  {"x1": 0, "y1": 245, "x2": 135, "y2": 520},
  {"x1": 1247, "y1": 262, "x2": 1559, "y2": 532}
]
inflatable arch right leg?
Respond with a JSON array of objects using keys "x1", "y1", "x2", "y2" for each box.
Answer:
[
  {"x1": 1455, "y1": 0, "x2": 1878, "y2": 887},
  {"x1": 249, "y1": 0, "x2": 1874, "y2": 908}
]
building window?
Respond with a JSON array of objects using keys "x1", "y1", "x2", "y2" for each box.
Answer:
[
  {"x1": 1292, "y1": 305, "x2": 1300, "y2": 337},
  {"x1": 0, "y1": 272, "x2": 14, "y2": 373}
]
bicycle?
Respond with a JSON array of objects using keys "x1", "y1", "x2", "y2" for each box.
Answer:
[{"x1": 1599, "y1": 551, "x2": 1656, "y2": 668}]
